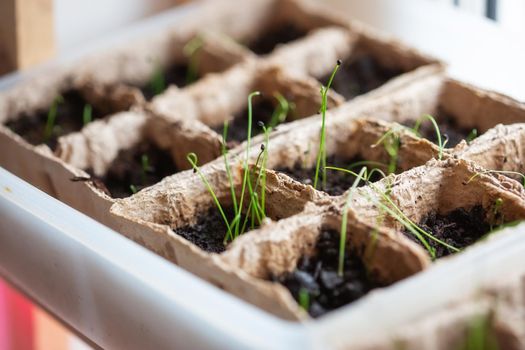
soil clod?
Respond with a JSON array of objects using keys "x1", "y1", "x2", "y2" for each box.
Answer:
[{"x1": 275, "y1": 229, "x2": 383, "y2": 318}]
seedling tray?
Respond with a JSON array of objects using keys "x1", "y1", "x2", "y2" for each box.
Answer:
[{"x1": 1, "y1": 0, "x2": 525, "y2": 348}]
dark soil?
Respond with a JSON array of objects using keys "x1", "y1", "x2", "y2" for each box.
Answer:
[
  {"x1": 172, "y1": 206, "x2": 237, "y2": 254},
  {"x1": 277, "y1": 155, "x2": 384, "y2": 196},
  {"x1": 5, "y1": 90, "x2": 105, "y2": 150},
  {"x1": 85, "y1": 141, "x2": 178, "y2": 198},
  {"x1": 405, "y1": 205, "x2": 490, "y2": 258},
  {"x1": 140, "y1": 63, "x2": 199, "y2": 100},
  {"x1": 212, "y1": 98, "x2": 277, "y2": 144},
  {"x1": 274, "y1": 229, "x2": 383, "y2": 318},
  {"x1": 403, "y1": 108, "x2": 475, "y2": 148},
  {"x1": 248, "y1": 22, "x2": 308, "y2": 55},
  {"x1": 324, "y1": 55, "x2": 403, "y2": 100}
]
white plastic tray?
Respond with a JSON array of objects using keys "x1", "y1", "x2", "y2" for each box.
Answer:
[{"x1": 2, "y1": 2, "x2": 525, "y2": 348}]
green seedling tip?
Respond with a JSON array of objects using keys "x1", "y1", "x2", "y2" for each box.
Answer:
[
  {"x1": 313, "y1": 61, "x2": 341, "y2": 190},
  {"x1": 298, "y1": 288, "x2": 310, "y2": 312},
  {"x1": 413, "y1": 114, "x2": 447, "y2": 160},
  {"x1": 43, "y1": 95, "x2": 64, "y2": 142},
  {"x1": 466, "y1": 128, "x2": 478, "y2": 143},
  {"x1": 183, "y1": 35, "x2": 204, "y2": 85},
  {"x1": 82, "y1": 104, "x2": 93, "y2": 126},
  {"x1": 130, "y1": 184, "x2": 138, "y2": 194},
  {"x1": 187, "y1": 152, "x2": 234, "y2": 242},
  {"x1": 338, "y1": 166, "x2": 367, "y2": 276}
]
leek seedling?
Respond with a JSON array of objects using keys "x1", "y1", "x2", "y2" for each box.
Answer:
[
  {"x1": 298, "y1": 288, "x2": 310, "y2": 312},
  {"x1": 466, "y1": 170, "x2": 525, "y2": 187},
  {"x1": 338, "y1": 166, "x2": 367, "y2": 276},
  {"x1": 466, "y1": 128, "x2": 478, "y2": 144},
  {"x1": 43, "y1": 95, "x2": 64, "y2": 142},
  {"x1": 149, "y1": 65, "x2": 166, "y2": 96},
  {"x1": 141, "y1": 154, "x2": 153, "y2": 185},
  {"x1": 183, "y1": 35, "x2": 204, "y2": 85},
  {"x1": 313, "y1": 60, "x2": 342, "y2": 190},
  {"x1": 222, "y1": 121, "x2": 239, "y2": 231},
  {"x1": 268, "y1": 92, "x2": 293, "y2": 129},
  {"x1": 235, "y1": 91, "x2": 261, "y2": 237},
  {"x1": 412, "y1": 114, "x2": 447, "y2": 160},
  {"x1": 130, "y1": 184, "x2": 138, "y2": 194},
  {"x1": 325, "y1": 166, "x2": 459, "y2": 259},
  {"x1": 82, "y1": 104, "x2": 93, "y2": 126},
  {"x1": 187, "y1": 152, "x2": 234, "y2": 242},
  {"x1": 461, "y1": 314, "x2": 499, "y2": 350},
  {"x1": 374, "y1": 126, "x2": 403, "y2": 174}
]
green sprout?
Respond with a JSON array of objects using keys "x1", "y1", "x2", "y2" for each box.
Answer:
[
  {"x1": 466, "y1": 170, "x2": 525, "y2": 187},
  {"x1": 491, "y1": 198, "x2": 504, "y2": 231},
  {"x1": 82, "y1": 104, "x2": 92, "y2": 126},
  {"x1": 298, "y1": 288, "x2": 310, "y2": 312},
  {"x1": 187, "y1": 152, "x2": 234, "y2": 242},
  {"x1": 129, "y1": 184, "x2": 138, "y2": 194},
  {"x1": 338, "y1": 166, "x2": 367, "y2": 276},
  {"x1": 235, "y1": 91, "x2": 262, "y2": 237},
  {"x1": 412, "y1": 114, "x2": 447, "y2": 160},
  {"x1": 186, "y1": 91, "x2": 266, "y2": 244},
  {"x1": 140, "y1": 154, "x2": 153, "y2": 185},
  {"x1": 43, "y1": 95, "x2": 64, "y2": 142},
  {"x1": 268, "y1": 92, "x2": 294, "y2": 129},
  {"x1": 313, "y1": 60, "x2": 342, "y2": 190},
  {"x1": 183, "y1": 35, "x2": 204, "y2": 85},
  {"x1": 460, "y1": 314, "x2": 499, "y2": 350},
  {"x1": 149, "y1": 64, "x2": 166, "y2": 96},
  {"x1": 466, "y1": 128, "x2": 478, "y2": 144},
  {"x1": 325, "y1": 166, "x2": 459, "y2": 259},
  {"x1": 374, "y1": 126, "x2": 404, "y2": 174}
]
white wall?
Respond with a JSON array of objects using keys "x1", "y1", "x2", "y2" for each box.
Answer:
[{"x1": 54, "y1": 0, "x2": 177, "y2": 53}]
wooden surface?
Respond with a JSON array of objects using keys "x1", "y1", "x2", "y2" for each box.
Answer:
[{"x1": 0, "y1": 0, "x2": 55, "y2": 75}]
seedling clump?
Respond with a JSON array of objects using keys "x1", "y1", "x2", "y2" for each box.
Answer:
[{"x1": 180, "y1": 91, "x2": 271, "y2": 252}]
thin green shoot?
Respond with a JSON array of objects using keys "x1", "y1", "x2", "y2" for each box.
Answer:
[
  {"x1": 130, "y1": 184, "x2": 138, "y2": 194},
  {"x1": 82, "y1": 104, "x2": 93, "y2": 126},
  {"x1": 412, "y1": 114, "x2": 447, "y2": 160},
  {"x1": 222, "y1": 121, "x2": 239, "y2": 226},
  {"x1": 460, "y1": 314, "x2": 499, "y2": 350},
  {"x1": 235, "y1": 91, "x2": 261, "y2": 238},
  {"x1": 240, "y1": 143, "x2": 267, "y2": 234},
  {"x1": 187, "y1": 152, "x2": 233, "y2": 242},
  {"x1": 149, "y1": 65, "x2": 166, "y2": 96},
  {"x1": 374, "y1": 127, "x2": 402, "y2": 174},
  {"x1": 268, "y1": 93, "x2": 293, "y2": 129},
  {"x1": 298, "y1": 288, "x2": 310, "y2": 312},
  {"x1": 140, "y1": 154, "x2": 153, "y2": 185},
  {"x1": 183, "y1": 35, "x2": 204, "y2": 85},
  {"x1": 325, "y1": 166, "x2": 460, "y2": 258},
  {"x1": 466, "y1": 170, "x2": 525, "y2": 187},
  {"x1": 313, "y1": 60, "x2": 342, "y2": 190},
  {"x1": 466, "y1": 128, "x2": 478, "y2": 144},
  {"x1": 44, "y1": 95, "x2": 64, "y2": 142},
  {"x1": 338, "y1": 166, "x2": 367, "y2": 276}
]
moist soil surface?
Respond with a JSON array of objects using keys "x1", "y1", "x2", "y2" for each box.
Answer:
[
  {"x1": 405, "y1": 205, "x2": 490, "y2": 258},
  {"x1": 275, "y1": 229, "x2": 383, "y2": 318},
  {"x1": 403, "y1": 108, "x2": 475, "y2": 148},
  {"x1": 324, "y1": 55, "x2": 403, "y2": 100},
  {"x1": 213, "y1": 98, "x2": 278, "y2": 144},
  {"x1": 172, "y1": 206, "x2": 235, "y2": 254},
  {"x1": 277, "y1": 155, "x2": 384, "y2": 196},
  {"x1": 140, "y1": 63, "x2": 200, "y2": 100},
  {"x1": 86, "y1": 141, "x2": 178, "y2": 198},
  {"x1": 5, "y1": 90, "x2": 105, "y2": 150},
  {"x1": 248, "y1": 22, "x2": 308, "y2": 55}
]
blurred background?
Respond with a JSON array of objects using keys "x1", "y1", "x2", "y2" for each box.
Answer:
[{"x1": 0, "y1": 0, "x2": 524, "y2": 349}]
